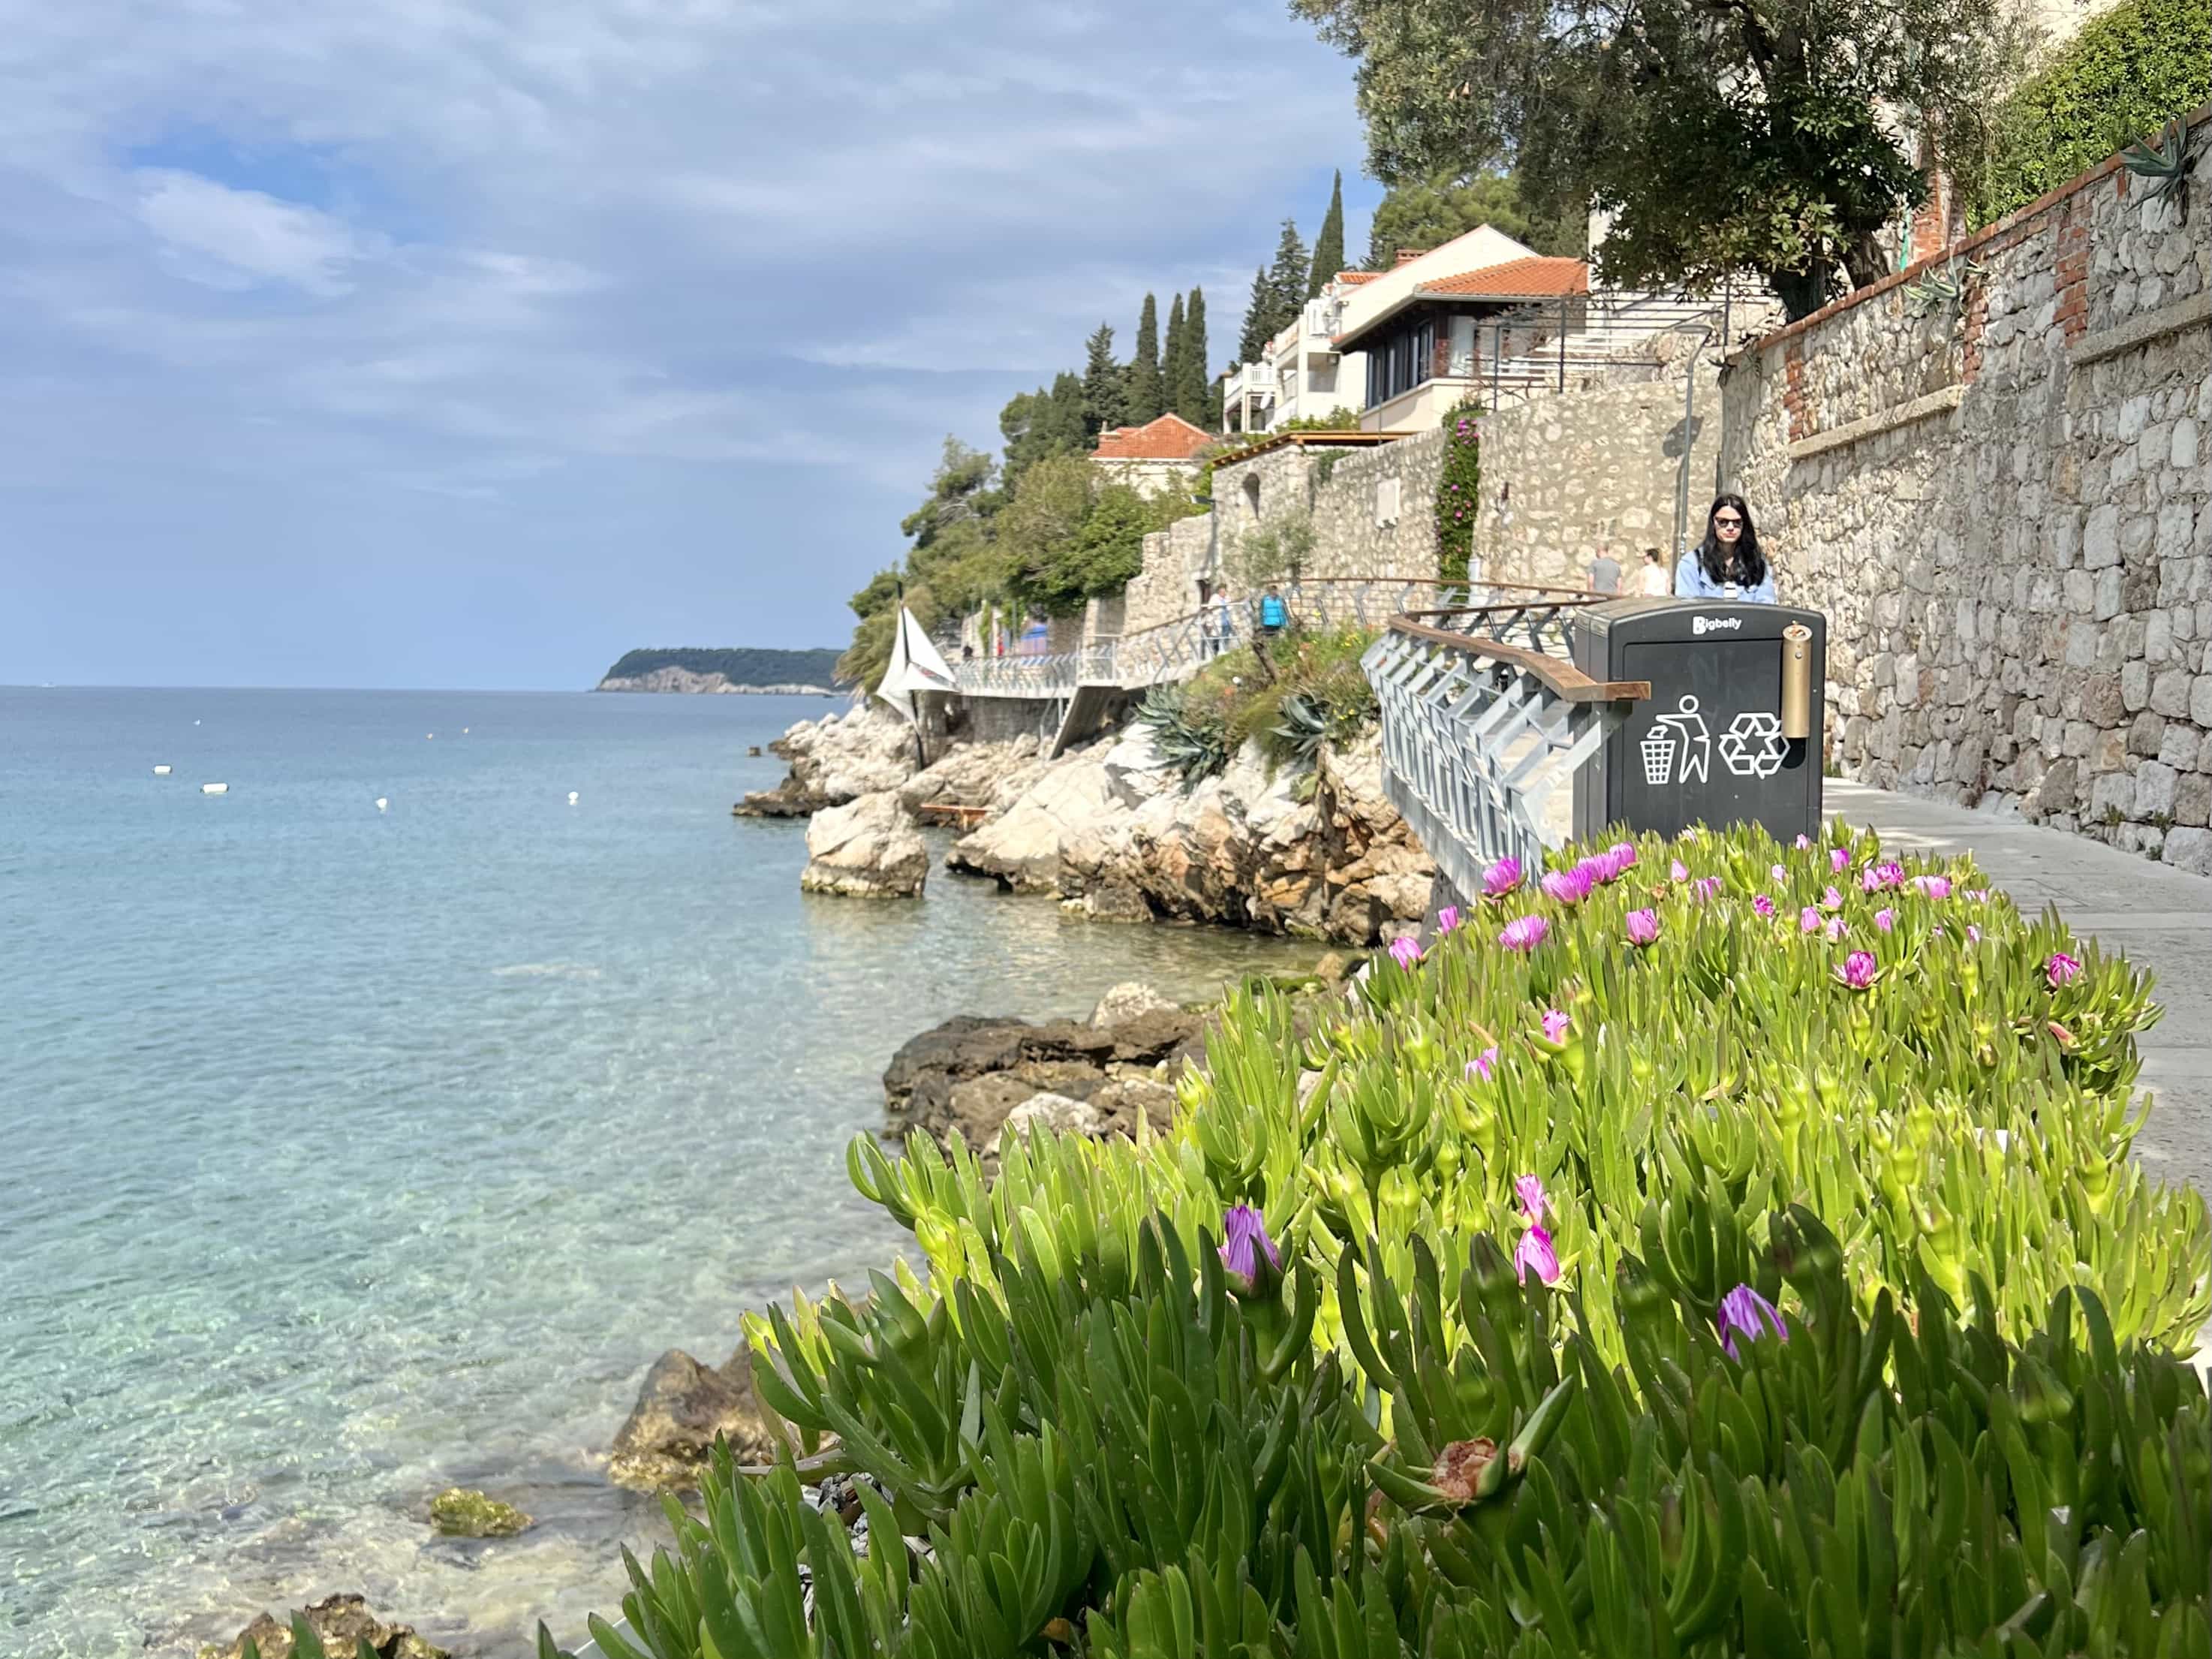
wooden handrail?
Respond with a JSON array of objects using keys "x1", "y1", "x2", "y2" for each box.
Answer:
[{"x1": 1386, "y1": 609, "x2": 1649, "y2": 705}]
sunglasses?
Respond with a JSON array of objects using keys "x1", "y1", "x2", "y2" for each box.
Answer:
[{"x1": 1713, "y1": 516, "x2": 1744, "y2": 528}]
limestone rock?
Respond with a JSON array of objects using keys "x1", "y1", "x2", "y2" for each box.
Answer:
[
  {"x1": 884, "y1": 1010, "x2": 1202, "y2": 1142},
  {"x1": 1089, "y1": 981, "x2": 1179, "y2": 1028},
  {"x1": 197, "y1": 1597, "x2": 447, "y2": 1659},
  {"x1": 608, "y1": 1347, "x2": 785, "y2": 1492},
  {"x1": 945, "y1": 755, "x2": 1118, "y2": 892},
  {"x1": 1004, "y1": 1091, "x2": 1111, "y2": 1140},
  {"x1": 897, "y1": 736, "x2": 1039, "y2": 814},
  {"x1": 801, "y1": 790, "x2": 927, "y2": 898},
  {"x1": 1091, "y1": 1075, "x2": 1181, "y2": 1138},
  {"x1": 737, "y1": 703, "x2": 916, "y2": 817},
  {"x1": 427, "y1": 1486, "x2": 531, "y2": 1538}
]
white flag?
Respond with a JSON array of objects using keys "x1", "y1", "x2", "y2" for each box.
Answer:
[{"x1": 873, "y1": 608, "x2": 957, "y2": 723}]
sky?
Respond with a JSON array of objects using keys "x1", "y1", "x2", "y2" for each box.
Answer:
[{"x1": 0, "y1": 0, "x2": 1380, "y2": 690}]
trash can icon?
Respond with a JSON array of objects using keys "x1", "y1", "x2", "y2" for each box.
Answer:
[{"x1": 1640, "y1": 727, "x2": 1678, "y2": 785}]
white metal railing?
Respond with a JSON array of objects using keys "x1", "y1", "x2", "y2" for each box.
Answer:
[{"x1": 1362, "y1": 595, "x2": 1651, "y2": 893}]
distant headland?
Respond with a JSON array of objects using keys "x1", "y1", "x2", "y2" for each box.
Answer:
[{"x1": 594, "y1": 646, "x2": 845, "y2": 695}]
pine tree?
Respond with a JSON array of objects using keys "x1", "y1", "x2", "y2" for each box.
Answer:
[
  {"x1": 1162, "y1": 294, "x2": 1187, "y2": 422},
  {"x1": 1266, "y1": 219, "x2": 1309, "y2": 330},
  {"x1": 1238, "y1": 266, "x2": 1274, "y2": 363},
  {"x1": 1080, "y1": 322, "x2": 1125, "y2": 440},
  {"x1": 1124, "y1": 294, "x2": 1163, "y2": 423},
  {"x1": 1308, "y1": 170, "x2": 1345, "y2": 299},
  {"x1": 1179, "y1": 286, "x2": 1212, "y2": 429}
]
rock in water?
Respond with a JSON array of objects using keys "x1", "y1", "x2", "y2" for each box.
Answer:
[
  {"x1": 427, "y1": 1486, "x2": 531, "y2": 1537},
  {"x1": 197, "y1": 1595, "x2": 447, "y2": 1659},
  {"x1": 800, "y1": 790, "x2": 927, "y2": 898},
  {"x1": 736, "y1": 703, "x2": 917, "y2": 817},
  {"x1": 609, "y1": 1348, "x2": 784, "y2": 1492},
  {"x1": 1088, "y1": 981, "x2": 1178, "y2": 1028},
  {"x1": 1003, "y1": 1091, "x2": 1110, "y2": 1140}
]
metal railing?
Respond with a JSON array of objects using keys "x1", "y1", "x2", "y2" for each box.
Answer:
[{"x1": 1362, "y1": 594, "x2": 1650, "y2": 895}]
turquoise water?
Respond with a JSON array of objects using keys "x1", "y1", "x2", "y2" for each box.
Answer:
[{"x1": 0, "y1": 688, "x2": 1311, "y2": 1656}]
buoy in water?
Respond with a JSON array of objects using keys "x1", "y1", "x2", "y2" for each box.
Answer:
[
  {"x1": 375, "y1": 797, "x2": 389, "y2": 811},
  {"x1": 567, "y1": 791, "x2": 579, "y2": 805},
  {"x1": 200, "y1": 782, "x2": 229, "y2": 795},
  {"x1": 153, "y1": 764, "x2": 173, "y2": 776}
]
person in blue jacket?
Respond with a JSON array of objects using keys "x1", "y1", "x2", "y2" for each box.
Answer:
[{"x1": 1675, "y1": 494, "x2": 1777, "y2": 602}]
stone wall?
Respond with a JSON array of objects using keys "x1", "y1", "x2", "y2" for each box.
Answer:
[
  {"x1": 1120, "y1": 513, "x2": 1213, "y2": 636},
  {"x1": 1719, "y1": 106, "x2": 2212, "y2": 870}
]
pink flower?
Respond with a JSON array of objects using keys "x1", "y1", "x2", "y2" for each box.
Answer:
[
  {"x1": 1825, "y1": 917, "x2": 1849, "y2": 943},
  {"x1": 1540, "y1": 1008, "x2": 1571, "y2": 1043},
  {"x1": 1831, "y1": 847, "x2": 1850, "y2": 872},
  {"x1": 1820, "y1": 886, "x2": 1844, "y2": 911},
  {"x1": 1625, "y1": 908, "x2": 1660, "y2": 946},
  {"x1": 1799, "y1": 906, "x2": 1822, "y2": 934},
  {"x1": 1514, "y1": 1174, "x2": 1551, "y2": 1221},
  {"x1": 1466, "y1": 1044, "x2": 1500, "y2": 1082},
  {"x1": 1915, "y1": 875, "x2": 1952, "y2": 900},
  {"x1": 1836, "y1": 950, "x2": 1878, "y2": 989},
  {"x1": 1873, "y1": 860, "x2": 1906, "y2": 890},
  {"x1": 1513, "y1": 1224, "x2": 1561, "y2": 1285},
  {"x1": 1753, "y1": 894, "x2": 1775, "y2": 917},
  {"x1": 1875, "y1": 908, "x2": 1896, "y2": 932},
  {"x1": 2046, "y1": 950, "x2": 2082, "y2": 988},
  {"x1": 1591, "y1": 842, "x2": 1637, "y2": 881},
  {"x1": 1965, "y1": 889, "x2": 1988, "y2": 902},
  {"x1": 1500, "y1": 914, "x2": 1549, "y2": 953},
  {"x1": 1389, "y1": 935, "x2": 1424, "y2": 968},
  {"x1": 1717, "y1": 1284, "x2": 1789, "y2": 1358},
  {"x1": 1692, "y1": 876, "x2": 1722, "y2": 903},
  {"x1": 1669, "y1": 858, "x2": 1690, "y2": 882},
  {"x1": 1435, "y1": 905, "x2": 1461, "y2": 934},
  {"x1": 1795, "y1": 834, "x2": 1813, "y2": 851},
  {"x1": 1861, "y1": 866, "x2": 1883, "y2": 893},
  {"x1": 1542, "y1": 866, "x2": 1596, "y2": 905},
  {"x1": 1481, "y1": 857, "x2": 1524, "y2": 899},
  {"x1": 1967, "y1": 923, "x2": 1982, "y2": 944},
  {"x1": 1770, "y1": 863, "x2": 1787, "y2": 881}
]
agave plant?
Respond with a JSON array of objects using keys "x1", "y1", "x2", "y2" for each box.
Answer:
[{"x1": 2122, "y1": 116, "x2": 2189, "y2": 221}]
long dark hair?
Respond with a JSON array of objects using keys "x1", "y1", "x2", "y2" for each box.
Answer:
[{"x1": 1696, "y1": 494, "x2": 1766, "y2": 590}]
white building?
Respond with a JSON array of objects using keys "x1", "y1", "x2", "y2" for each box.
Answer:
[{"x1": 1220, "y1": 269, "x2": 1373, "y2": 435}]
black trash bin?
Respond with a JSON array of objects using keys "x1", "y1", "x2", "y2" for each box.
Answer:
[{"x1": 1572, "y1": 598, "x2": 1825, "y2": 843}]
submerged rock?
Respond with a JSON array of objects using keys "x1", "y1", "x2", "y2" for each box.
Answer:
[
  {"x1": 426, "y1": 1486, "x2": 531, "y2": 1538},
  {"x1": 197, "y1": 1595, "x2": 447, "y2": 1659},
  {"x1": 608, "y1": 1347, "x2": 786, "y2": 1492},
  {"x1": 883, "y1": 1007, "x2": 1203, "y2": 1145},
  {"x1": 800, "y1": 790, "x2": 927, "y2": 898}
]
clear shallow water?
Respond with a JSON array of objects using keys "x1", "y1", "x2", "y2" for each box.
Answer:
[{"x1": 0, "y1": 688, "x2": 1314, "y2": 1657}]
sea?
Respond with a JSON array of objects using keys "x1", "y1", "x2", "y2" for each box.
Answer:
[{"x1": 0, "y1": 687, "x2": 1316, "y2": 1657}]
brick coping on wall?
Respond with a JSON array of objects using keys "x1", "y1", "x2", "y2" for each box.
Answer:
[{"x1": 1732, "y1": 101, "x2": 2212, "y2": 361}]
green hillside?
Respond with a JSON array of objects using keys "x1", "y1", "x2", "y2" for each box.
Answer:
[{"x1": 597, "y1": 646, "x2": 845, "y2": 687}]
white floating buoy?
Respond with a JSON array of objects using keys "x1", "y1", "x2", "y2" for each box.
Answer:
[
  {"x1": 426, "y1": 733, "x2": 435, "y2": 740},
  {"x1": 375, "y1": 797, "x2": 389, "y2": 812},
  {"x1": 201, "y1": 782, "x2": 229, "y2": 795},
  {"x1": 567, "y1": 791, "x2": 579, "y2": 805},
  {"x1": 194, "y1": 719, "x2": 201, "y2": 726},
  {"x1": 462, "y1": 727, "x2": 469, "y2": 734},
  {"x1": 153, "y1": 764, "x2": 172, "y2": 776}
]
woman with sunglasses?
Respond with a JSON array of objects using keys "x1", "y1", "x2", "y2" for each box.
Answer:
[{"x1": 1674, "y1": 494, "x2": 1775, "y2": 602}]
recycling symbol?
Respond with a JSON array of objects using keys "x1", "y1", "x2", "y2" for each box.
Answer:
[{"x1": 1717, "y1": 711, "x2": 1787, "y2": 778}]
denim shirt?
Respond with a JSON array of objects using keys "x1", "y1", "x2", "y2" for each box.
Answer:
[{"x1": 1674, "y1": 552, "x2": 1777, "y2": 604}]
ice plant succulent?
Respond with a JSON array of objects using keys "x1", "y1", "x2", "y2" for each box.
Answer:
[
  {"x1": 1625, "y1": 907, "x2": 1660, "y2": 947},
  {"x1": 1388, "y1": 935, "x2": 1424, "y2": 969},
  {"x1": 1217, "y1": 1205, "x2": 1281, "y2": 1298},
  {"x1": 2048, "y1": 950, "x2": 2083, "y2": 987},
  {"x1": 1512, "y1": 1223, "x2": 1561, "y2": 1284},
  {"x1": 1799, "y1": 905, "x2": 1822, "y2": 934},
  {"x1": 1876, "y1": 908, "x2": 1896, "y2": 932},
  {"x1": 1837, "y1": 950, "x2": 1879, "y2": 989},
  {"x1": 1715, "y1": 1283, "x2": 1789, "y2": 1359},
  {"x1": 1541, "y1": 866, "x2": 1596, "y2": 905},
  {"x1": 1514, "y1": 1174, "x2": 1551, "y2": 1221},
  {"x1": 1669, "y1": 858, "x2": 1690, "y2": 882},
  {"x1": 1465, "y1": 1045, "x2": 1500, "y2": 1083},
  {"x1": 1916, "y1": 875, "x2": 1952, "y2": 899},
  {"x1": 1753, "y1": 894, "x2": 1775, "y2": 917},
  {"x1": 1480, "y1": 857, "x2": 1522, "y2": 899},
  {"x1": 1540, "y1": 1009, "x2": 1571, "y2": 1043},
  {"x1": 1499, "y1": 914, "x2": 1549, "y2": 953},
  {"x1": 1434, "y1": 905, "x2": 1461, "y2": 934}
]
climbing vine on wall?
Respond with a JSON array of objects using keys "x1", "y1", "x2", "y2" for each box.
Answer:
[{"x1": 1434, "y1": 400, "x2": 1482, "y2": 585}]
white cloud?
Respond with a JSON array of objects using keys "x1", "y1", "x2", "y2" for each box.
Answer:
[{"x1": 132, "y1": 169, "x2": 387, "y2": 295}]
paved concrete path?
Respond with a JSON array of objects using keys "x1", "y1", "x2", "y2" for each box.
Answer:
[{"x1": 1829, "y1": 782, "x2": 2212, "y2": 1201}]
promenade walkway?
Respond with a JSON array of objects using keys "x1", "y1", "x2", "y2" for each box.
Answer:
[{"x1": 1830, "y1": 781, "x2": 2212, "y2": 1203}]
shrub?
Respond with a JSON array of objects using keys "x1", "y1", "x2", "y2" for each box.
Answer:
[
  {"x1": 1175, "y1": 623, "x2": 1381, "y2": 772},
  {"x1": 1435, "y1": 401, "x2": 1482, "y2": 585},
  {"x1": 1964, "y1": 0, "x2": 2211, "y2": 227}
]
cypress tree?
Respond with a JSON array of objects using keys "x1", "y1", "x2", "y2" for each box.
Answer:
[
  {"x1": 1080, "y1": 322, "x2": 1125, "y2": 439},
  {"x1": 1308, "y1": 170, "x2": 1345, "y2": 299},
  {"x1": 1162, "y1": 293, "x2": 1187, "y2": 422},
  {"x1": 1125, "y1": 293, "x2": 1163, "y2": 423},
  {"x1": 1180, "y1": 286, "x2": 1212, "y2": 428},
  {"x1": 1238, "y1": 266, "x2": 1275, "y2": 363},
  {"x1": 1266, "y1": 219, "x2": 1309, "y2": 329}
]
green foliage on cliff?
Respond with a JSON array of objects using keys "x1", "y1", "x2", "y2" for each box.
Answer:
[
  {"x1": 1139, "y1": 622, "x2": 1382, "y2": 783},
  {"x1": 1435, "y1": 399, "x2": 1483, "y2": 584},
  {"x1": 598, "y1": 646, "x2": 843, "y2": 688},
  {"x1": 1964, "y1": 0, "x2": 2211, "y2": 227},
  {"x1": 1366, "y1": 170, "x2": 1587, "y2": 266}
]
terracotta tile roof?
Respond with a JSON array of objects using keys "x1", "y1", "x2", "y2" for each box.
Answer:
[
  {"x1": 1416, "y1": 257, "x2": 1590, "y2": 299},
  {"x1": 1091, "y1": 412, "x2": 1214, "y2": 461},
  {"x1": 1335, "y1": 270, "x2": 1380, "y2": 285}
]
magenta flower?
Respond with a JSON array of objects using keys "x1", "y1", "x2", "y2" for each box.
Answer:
[
  {"x1": 1542, "y1": 866, "x2": 1596, "y2": 905},
  {"x1": 1691, "y1": 876, "x2": 1722, "y2": 903},
  {"x1": 1836, "y1": 950, "x2": 1878, "y2": 989},
  {"x1": 1466, "y1": 1044, "x2": 1500, "y2": 1082},
  {"x1": 1500, "y1": 914, "x2": 1549, "y2": 953},
  {"x1": 1218, "y1": 1204, "x2": 1281, "y2": 1293},
  {"x1": 1875, "y1": 908, "x2": 1896, "y2": 932},
  {"x1": 1625, "y1": 907, "x2": 1661, "y2": 946},
  {"x1": 1915, "y1": 875, "x2": 1952, "y2": 900},
  {"x1": 1435, "y1": 905, "x2": 1461, "y2": 934},
  {"x1": 1799, "y1": 906, "x2": 1821, "y2": 934},
  {"x1": 1795, "y1": 834, "x2": 1813, "y2": 851},
  {"x1": 1965, "y1": 889, "x2": 1989, "y2": 902},
  {"x1": 1513, "y1": 1224, "x2": 1562, "y2": 1285},
  {"x1": 1669, "y1": 858, "x2": 1690, "y2": 882},
  {"x1": 1540, "y1": 1008, "x2": 1571, "y2": 1043},
  {"x1": 1825, "y1": 917, "x2": 1849, "y2": 944},
  {"x1": 1821, "y1": 886, "x2": 1844, "y2": 911},
  {"x1": 1389, "y1": 935, "x2": 1424, "y2": 969},
  {"x1": 1482, "y1": 857, "x2": 1524, "y2": 899},
  {"x1": 1831, "y1": 847, "x2": 1850, "y2": 872},
  {"x1": 1607, "y1": 841, "x2": 1639, "y2": 875},
  {"x1": 1871, "y1": 860, "x2": 1906, "y2": 890},
  {"x1": 1716, "y1": 1284, "x2": 1789, "y2": 1359},
  {"x1": 1753, "y1": 894, "x2": 1775, "y2": 918},
  {"x1": 2046, "y1": 951, "x2": 2082, "y2": 988},
  {"x1": 1514, "y1": 1174, "x2": 1552, "y2": 1220}
]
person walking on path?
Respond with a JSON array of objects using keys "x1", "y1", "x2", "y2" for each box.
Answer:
[
  {"x1": 1207, "y1": 585, "x2": 1233, "y2": 658},
  {"x1": 1588, "y1": 545, "x2": 1622, "y2": 594},
  {"x1": 1675, "y1": 495, "x2": 1777, "y2": 601},
  {"x1": 1639, "y1": 547, "x2": 1672, "y2": 595}
]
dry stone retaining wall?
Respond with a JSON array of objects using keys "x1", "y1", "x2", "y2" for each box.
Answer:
[{"x1": 1720, "y1": 107, "x2": 2212, "y2": 871}]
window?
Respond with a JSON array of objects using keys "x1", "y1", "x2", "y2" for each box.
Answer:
[
  {"x1": 1365, "y1": 316, "x2": 1440, "y2": 409},
  {"x1": 1448, "y1": 315, "x2": 1477, "y2": 378},
  {"x1": 1375, "y1": 476, "x2": 1401, "y2": 525}
]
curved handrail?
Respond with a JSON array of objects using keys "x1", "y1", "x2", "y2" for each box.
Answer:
[{"x1": 1386, "y1": 605, "x2": 1650, "y2": 705}]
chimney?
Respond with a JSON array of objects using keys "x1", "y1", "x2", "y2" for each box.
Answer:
[{"x1": 1395, "y1": 248, "x2": 1430, "y2": 266}]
